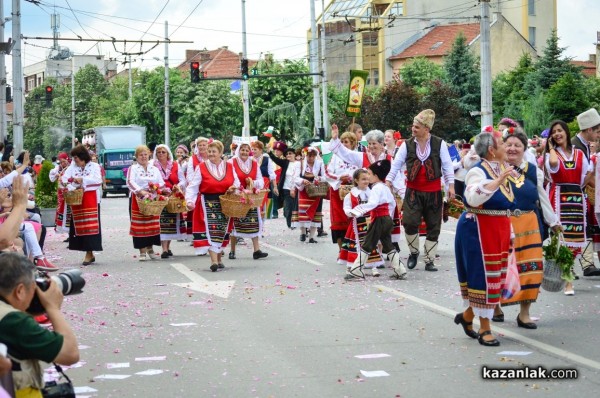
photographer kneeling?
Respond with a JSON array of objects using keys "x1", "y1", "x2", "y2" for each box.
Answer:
[{"x1": 0, "y1": 253, "x2": 79, "y2": 398}]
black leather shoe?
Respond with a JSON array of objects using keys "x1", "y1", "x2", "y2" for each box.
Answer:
[
  {"x1": 228, "y1": 252, "x2": 236, "y2": 260},
  {"x1": 167, "y1": 250, "x2": 173, "y2": 257},
  {"x1": 492, "y1": 312, "x2": 504, "y2": 322},
  {"x1": 308, "y1": 238, "x2": 318, "y2": 243},
  {"x1": 516, "y1": 315, "x2": 537, "y2": 329},
  {"x1": 454, "y1": 313, "x2": 478, "y2": 339},
  {"x1": 407, "y1": 252, "x2": 419, "y2": 269},
  {"x1": 478, "y1": 330, "x2": 500, "y2": 347},
  {"x1": 218, "y1": 263, "x2": 225, "y2": 269},
  {"x1": 424, "y1": 262, "x2": 438, "y2": 272},
  {"x1": 253, "y1": 250, "x2": 268, "y2": 260},
  {"x1": 210, "y1": 263, "x2": 218, "y2": 272},
  {"x1": 300, "y1": 234, "x2": 306, "y2": 242},
  {"x1": 317, "y1": 231, "x2": 328, "y2": 237},
  {"x1": 584, "y1": 265, "x2": 600, "y2": 276},
  {"x1": 161, "y1": 252, "x2": 169, "y2": 259}
]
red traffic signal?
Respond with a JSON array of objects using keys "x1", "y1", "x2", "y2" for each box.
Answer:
[
  {"x1": 45, "y1": 85, "x2": 53, "y2": 107},
  {"x1": 190, "y1": 62, "x2": 201, "y2": 83}
]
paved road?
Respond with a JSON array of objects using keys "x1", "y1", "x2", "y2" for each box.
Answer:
[{"x1": 41, "y1": 196, "x2": 600, "y2": 397}]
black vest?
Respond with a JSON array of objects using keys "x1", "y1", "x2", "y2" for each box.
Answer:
[
  {"x1": 571, "y1": 135, "x2": 590, "y2": 162},
  {"x1": 405, "y1": 135, "x2": 443, "y2": 182},
  {"x1": 259, "y1": 156, "x2": 269, "y2": 177}
]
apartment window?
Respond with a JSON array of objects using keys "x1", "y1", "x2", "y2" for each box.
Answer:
[
  {"x1": 367, "y1": 68, "x2": 379, "y2": 86},
  {"x1": 27, "y1": 78, "x2": 35, "y2": 91},
  {"x1": 391, "y1": 1, "x2": 404, "y2": 16},
  {"x1": 529, "y1": 26, "x2": 536, "y2": 49},
  {"x1": 528, "y1": 0, "x2": 535, "y2": 15}
]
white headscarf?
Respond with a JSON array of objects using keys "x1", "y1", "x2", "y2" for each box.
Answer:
[{"x1": 153, "y1": 144, "x2": 174, "y2": 180}]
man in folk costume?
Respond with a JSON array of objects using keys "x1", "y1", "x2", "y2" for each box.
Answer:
[
  {"x1": 386, "y1": 109, "x2": 455, "y2": 272},
  {"x1": 572, "y1": 108, "x2": 600, "y2": 276}
]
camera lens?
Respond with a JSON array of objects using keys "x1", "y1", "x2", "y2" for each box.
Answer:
[{"x1": 52, "y1": 269, "x2": 86, "y2": 295}]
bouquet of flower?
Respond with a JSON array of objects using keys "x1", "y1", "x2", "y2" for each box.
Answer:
[
  {"x1": 542, "y1": 233, "x2": 575, "y2": 282},
  {"x1": 141, "y1": 182, "x2": 170, "y2": 203},
  {"x1": 446, "y1": 197, "x2": 465, "y2": 219}
]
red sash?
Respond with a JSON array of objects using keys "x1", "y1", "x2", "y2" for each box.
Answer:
[
  {"x1": 71, "y1": 191, "x2": 100, "y2": 236},
  {"x1": 370, "y1": 204, "x2": 389, "y2": 220}
]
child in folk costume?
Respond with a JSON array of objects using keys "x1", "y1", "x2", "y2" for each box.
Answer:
[
  {"x1": 339, "y1": 168, "x2": 385, "y2": 279},
  {"x1": 228, "y1": 142, "x2": 269, "y2": 260},
  {"x1": 292, "y1": 146, "x2": 326, "y2": 243},
  {"x1": 346, "y1": 160, "x2": 407, "y2": 280}
]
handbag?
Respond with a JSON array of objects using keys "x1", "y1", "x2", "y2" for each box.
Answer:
[
  {"x1": 501, "y1": 250, "x2": 521, "y2": 299},
  {"x1": 41, "y1": 364, "x2": 75, "y2": 398}
]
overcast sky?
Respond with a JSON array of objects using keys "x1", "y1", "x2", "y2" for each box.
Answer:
[{"x1": 4, "y1": 0, "x2": 599, "y2": 76}]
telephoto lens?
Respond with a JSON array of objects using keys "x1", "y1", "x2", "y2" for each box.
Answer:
[{"x1": 27, "y1": 269, "x2": 86, "y2": 315}]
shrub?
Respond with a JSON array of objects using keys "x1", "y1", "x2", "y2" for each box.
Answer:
[{"x1": 34, "y1": 160, "x2": 58, "y2": 208}]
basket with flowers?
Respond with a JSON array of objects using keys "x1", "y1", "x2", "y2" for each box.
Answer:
[
  {"x1": 166, "y1": 186, "x2": 187, "y2": 213},
  {"x1": 136, "y1": 182, "x2": 169, "y2": 216},
  {"x1": 541, "y1": 232, "x2": 575, "y2": 292},
  {"x1": 306, "y1": 180, "x2": 328, "y2": 198},
  {"x1": 447, "y1": 196, "x2": 465, "y2": 219}
]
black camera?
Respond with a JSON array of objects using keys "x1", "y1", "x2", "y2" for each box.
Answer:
[
  {"x1": 41, "y1": 380, "x2": 75, "y2": 398},
  {"x1": 27, "y1": 269, "x2": 86, "y2": 315}
]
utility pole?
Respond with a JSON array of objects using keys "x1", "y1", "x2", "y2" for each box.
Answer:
[
  {"x1": 164, "y1": 21, "x2": 170, "y2": 148},
  {"x1": 128, "y1": 54, "x2": 132, "y2": 99},
  {"x1": 320, "y1": 0, "x2": 329, "y2": 139},
  {"x1": 11, "y1": 0, "x2": 23, "y2": 154},
  {"x1": 240, "y1": 0, "x2": 250, "y2": 137},
  {"x1": 71, "y1": 57, "x2": 76, "y2": 147},
  {"x1": 310, "y1": 0, "x2": 321, "y2": 137},
  {"x1": 0, "y1": 1, "x2": 8, "y2": 144},
  {"x1": 480, "y1": 0, "x2": 493, "y2": 127}
]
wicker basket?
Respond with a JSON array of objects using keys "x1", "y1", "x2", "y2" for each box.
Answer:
[
  {"x1": 394, "y1": 195, "x2": 403, "y2": 212},
  {"x1": 306, "y1": 182, "x2": 328, "y2": 198},
  {"x1": 541, "y1": 258, "x2": 567, "y2": 292},
  {"x1": 166, "y1": 196, "x2": 186, "y2": 213},
  {"x1": 339, "y1": 185, "x2": 352, "y2": 200},
  {"x1": 586, "y1": 185, "x2": 595, "y2": 206},
  {"x1": 447, "y1": 197, "x2": 465, "y2": 219},
  {"x1": 136, "y1": 197, "x2": 168, "y2": 216},
  {"x1": 219, "y1": 193, "x2": 252, "y2": 218},
  {"x1": 247, "y1": 190, "x2": 269, "y2": 208},
  {"x1": 64, "y1": 189, "x2": 84, "y2": 205}
]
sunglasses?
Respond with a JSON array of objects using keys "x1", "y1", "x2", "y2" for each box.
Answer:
[{"x1": 156, "y1": 150, "x2": 167, "y2": 154}]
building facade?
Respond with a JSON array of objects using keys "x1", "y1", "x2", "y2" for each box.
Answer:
[{"x1": 316, "y1": 0, "x2": 556, "y2": 88}]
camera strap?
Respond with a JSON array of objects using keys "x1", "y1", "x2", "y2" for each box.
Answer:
[{"x1": 52, "y1": 363, "x2": 73, "y2": 385}]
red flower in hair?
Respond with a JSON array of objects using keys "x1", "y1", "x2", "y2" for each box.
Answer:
[
  {"x1": 393, "y1": 131, "x2": 401, "y2": 140},
  {"x1": 483, "y1": 125, "x2": 494, "y2": 133},
  {"x1": 508, "y1": 127, "x2": 514, "y2": 135}
]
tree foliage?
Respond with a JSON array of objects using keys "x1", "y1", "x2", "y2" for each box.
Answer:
[
  {"x1": 399, "y1": 57, "x2": 446, "y2": 94},
  {"x1": 443, "y1": 32, "x2": 481, "y2": 114}
]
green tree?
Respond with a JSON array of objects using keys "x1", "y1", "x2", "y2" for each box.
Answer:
[
  {"x1": 420, "y1": 80, "x2": 474, "y2": 142},
  {"x1": 492, "y1": 53, "x2": 535, "y2": 119},
  {"x1": 399, "y1": 57, "x2": 446, "y2": 94},
  {"x1": 74, "y1": 65, "x2": 109, "y2": 131},
  {"x1": 524, "y1": 30, "x2": 580, "y2": 92},
  {"x1": 443, "y1": 32, "x2": 481, "y2": 115},
  {"x1": 545, "y1": 72, "x2": 590, "y2": 122},
  {"x1": 522, "y1": 87, "x2": 553, "y2": 136}
]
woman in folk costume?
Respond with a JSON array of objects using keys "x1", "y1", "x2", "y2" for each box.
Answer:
[
  {"x1": 490, "y1": 129, "x2": 560, "y2": 328},
  {"x1": 186, "y1": 140, "x2": 241, "y2": 272},
  {"x1": 185, "y1": 137, "x2": 210, "y2": 239},
  {"x1": 292, "y1": 146, "x2": 327, "y2": 243},
  {"x1": 454, "y1": 131, "x2": 515, "y2": 347},
  {"x1": 338, "y1": 168, "x2": 385, "y2": 278},
  {"x1": 227, "y1": 143, "x2": 269, "y2": 260},
  {"x1": 325, "y1": 131, "x2": 359, "y2": 253},
  {"x1": 345, "y1": 160, "x2": 407, "y2": 280},
  {"x1": 329, "y1": 125, "x2": 403, "y2": 247},
  {"x1": 49, "y1": 152, "x2": 72, "y2": 236},
  {"x1": 251, "y1": 140, "x2": 277, "y2": 221},
  {"x1": 153, "y1": 144, "x2": 185, "y2": 258},
  {"x1": 61, "y1": 145, "x2": 103, "y2": 265},
  {"x1": 127, "y1": 145, "x2": 164, "y2": 262},
  {"x1": 544, "y1": 120, "x2": 590, "y2": 296}
]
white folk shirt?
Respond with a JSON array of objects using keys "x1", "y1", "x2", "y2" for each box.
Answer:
[
  {"x1": 185, "y1": 160, "x2": 241, "y2": 208},
  {"x1": 386, "y1": 137, "x2": 455, "y2": 188},
  {"x1": 61, "y1": 161, "x2": 103, "y2": 203},
  {"x1": 228, "y1": 157, "x2": 265, "y2": 189},
  {"x1": 126, "y1": 163, "x2": 165, "y2": 198},
  {"x1": 325, "y1": 154, "x2": 358, "y2": 191},
  {"x1": 349, "y1": 181, "x2": 395, "y2": 218},
  {"x1": 283, "y1": 161, "x2": 298, "y2": 191},
  {"x1": 294, "y1": 158, "x2": 326, "y2": 191},
  {"x1": 343, "y1": 187, "x2": 370, "y2": 217}
]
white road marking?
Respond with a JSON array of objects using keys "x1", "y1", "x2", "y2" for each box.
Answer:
[
  {"x1": 170, "y1": 263, "x2": 235, "y2": 299},
  {"x1": 261, "y1": 244, "x2": 600, "y2": 371}
]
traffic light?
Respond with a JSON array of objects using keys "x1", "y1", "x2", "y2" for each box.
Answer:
[
  {"x1": 190, "y1": 61, "x2": 200, "y2": 83},
  {"x1": 45, "y1": 85, "x2": 53, "y2": 107},
  {"x1": 241, "y1": 59, "x2": 249, "y2": 80}
]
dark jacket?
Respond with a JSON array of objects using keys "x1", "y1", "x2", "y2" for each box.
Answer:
[{"x1": 268, "y1": 152, "x2": 291, "y2": 193}]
